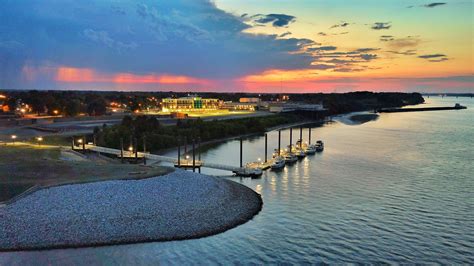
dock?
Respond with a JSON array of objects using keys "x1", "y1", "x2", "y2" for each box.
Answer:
[{"x1": 73, "y1": 125, "x2": 323, "y2": 177}]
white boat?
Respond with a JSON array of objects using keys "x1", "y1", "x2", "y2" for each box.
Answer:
[
  {"x1": 236, "y1": 165, "x2": 263, "y2": 177},
  {"x1": 271, "y1": 156, "x2": 285, "y2": 170}
]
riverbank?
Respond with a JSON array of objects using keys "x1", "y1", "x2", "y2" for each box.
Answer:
[
  {"x1": 155, "y1": 118, "x2": 323, "y2": 155},
  {"x1": 0, "y1": 170, "x2": 263, "y2": 251},
  {"x1": 0, "y1": 143, "x2": 172, "y2": 203}
]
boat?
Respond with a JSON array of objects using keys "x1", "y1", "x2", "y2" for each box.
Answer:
[
  {"x1": 296, "y1": 148, "x2": 306, "y2": 158},
  {"x1": 236, "y1": 165, "x2": 263, "y2": 177},
  {"x1": 295, "y1": 141, "x2": 307, "y2": 158},
  {"x1": 271, "y1": 156, "x2": 285, "y2": 170},
  {"x1": 315, "y1": 140, "x2": 324, "y2": 152},
  {"x1": 305, "y1": 145, "x2": 317, "y2": 155},
  {"x1": 284, "y1": 153, "x2": 298, "y2": 163}
]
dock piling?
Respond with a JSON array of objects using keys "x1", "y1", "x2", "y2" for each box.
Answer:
[
  {"x1": 177, "y1": 137, "x2": 181, "y2": 167},
  {"x1": 134, "y1": 138, "x2": 138, "y2": 163},
  {"x1": 309, "y1": 127, "x2": 312, "y2": 144},
  {"x1": 289, "y1": 128, "x2": 293, "y2": 151},
  {"x1": 120, "y1": 138, "x2": 124, "y2": 163},
  {"x1": 143, "y1": 136, "x2": 147, "y2": 165},
  {"x1": 299, "y1": 126, "x2": 303, "y2": 148},
  {"x1": 278, "y1": 130, "x2": 281, "y2": 155},
  {"x1": 192, "y1": 138, "x2": 196, "y2": 172},
  {"x1": 198, "y1": 137, "x2": 201, "y2": 161},
  {"x1": 184, "y1": 137, "x2": 187, "y2": 155},
  {"x1": 240, "y1": 138, "x2": 243, "y2": 168},
  {"x1": 264, "y1": 133, "x2": 268, "y2": 163}
]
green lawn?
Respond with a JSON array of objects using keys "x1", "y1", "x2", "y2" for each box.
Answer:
[{"x1": 0, "y1": 144, "x2": 173, "y2": 202}]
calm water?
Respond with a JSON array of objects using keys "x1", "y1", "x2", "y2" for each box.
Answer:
[{"x1": 2, "y1": 97, "x2": 473, "y2": 264}]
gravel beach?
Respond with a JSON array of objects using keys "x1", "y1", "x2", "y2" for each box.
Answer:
[{"x1": 0, "y1": 170, "x2": 262, "y2": 251}]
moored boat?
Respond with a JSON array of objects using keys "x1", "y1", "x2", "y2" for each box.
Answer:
[
  {"x1": 271, "y1": 156, "x2": 285, "y2": 170},
  {"x1": 315, "y1": 140, "x2": 324, "y2": 152}
]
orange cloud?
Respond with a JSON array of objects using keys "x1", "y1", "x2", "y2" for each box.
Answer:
[
  {"x1": 56, "y1": 67, "x2": 97, "y2": 82},
  {"x1": 53, "y1": 66, "x2": 210, "y2": 85}
]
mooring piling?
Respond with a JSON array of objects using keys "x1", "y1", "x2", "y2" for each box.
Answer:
[
  {"x1": 134, "y1": 138, "x2": 138, "y2": 163},
  {"x1": 299, "y1": 126, "x2": 303, "y2": 148},
  {"x1": 143, "y1": 136, "x2": 147, "y2": 165},
  {"x1": 289, "y1": 128, "x2": 293, "y2": 150},
  {"x1": 309, "y1": 127, "x2": 312, "y2": 144},
  {"x1": 264, "y1": 133, "x2": 268, "y2": 163},
  {"x1": 240, "y1": 138, "x2": 243, "y2": 168},
  {"x1": 192, "y1": 138, "x2": 196, "y2": 172},
  {"x1": 278, "y1": 130, "x2": 281, "y2": 155},
  {"x1": 177, "y1": 137, "x2": 181, "y2": 167},
  {"x1": 120, "y1": 138, "x2": 124, "y2": 163}
]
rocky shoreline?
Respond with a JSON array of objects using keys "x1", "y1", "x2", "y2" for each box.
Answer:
[{"x1": 0, "y1": 170, "x2": 262, "y2": 251}]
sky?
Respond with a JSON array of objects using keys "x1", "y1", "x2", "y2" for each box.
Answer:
[{"x1": 0, "y1": 0, "x2": 472, "y2": 93}]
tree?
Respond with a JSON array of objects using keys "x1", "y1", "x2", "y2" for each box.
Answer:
[
  {"x1": 87, "y1": 98, "x2": 107, "y2": 116},
  {"x1": 65, "y1": 100, "x2": 81, "y2": 117}
]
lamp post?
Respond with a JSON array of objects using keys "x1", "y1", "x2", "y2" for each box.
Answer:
[
  {"x1": 11, "y1": 135, "x2": 17, "y2": 144},
  {"x1": 36, "y1": 136, "x2": 43, "y2": 146}
]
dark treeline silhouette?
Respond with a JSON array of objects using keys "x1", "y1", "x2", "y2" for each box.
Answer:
[
  {"x1": 1, "y1": 90, "x2": 424, "y2": 116},
  {"x1": 95, "y1": 114, "x2": 303, "y2": 151}
]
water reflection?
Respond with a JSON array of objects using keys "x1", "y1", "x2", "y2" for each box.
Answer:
[{"x1": 2, "y1": 97, "x2": 473, "y2": 264}]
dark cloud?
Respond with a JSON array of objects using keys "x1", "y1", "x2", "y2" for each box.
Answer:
[
  {"x1": 333, "y1": 67, "x2": 366, "y2": 73},
  {"x1": 418, "y1": 54, "x2": 446, "y2": 59},
  {"x1": 330, "y1": 22, "x2": 350, "y2": 29},
  {"x1": 307, "y1": 46, "x2": 338, "y2": 52},
  {"x1": 353, "y1": 48, "x2": 380, "y2": 53},
  {"x1": 388, "y1": 50, "x2": 417, "y2": 56},
  {"x1": 371, "y1": 22, "x2": 391, "y2": 30},
  {"x1": 424, "y1": 2, "x2": 446, "y2": 8},
  {"x1": 360, "y1": 54, "x2": 378, "y2": 61},
  {"x1": 380, "y1": 35, "x2": 395, "y2": 42},
  {"x1": 418, "y1": 53, "x2": 448, "y2": 62},
  {"x1": 310, "y1": 64, "x2": 336, "y2": 70},
  {"x1": 0, "y1": 0, "x2": 319, "y2": 89},
  {"x1": 427, "y1": 57, "x2": 449, "y2": 62},
  {"x1": 254, "y1": 14, "x2": 296, "y2": 27},
  {"x1": 279, "y1": 31, "x2": 292, "y2": 38}
]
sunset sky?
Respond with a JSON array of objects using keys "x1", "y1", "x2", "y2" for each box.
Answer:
[{"x1": 0, "y1": 0, "x2": 472, "y2": 93}]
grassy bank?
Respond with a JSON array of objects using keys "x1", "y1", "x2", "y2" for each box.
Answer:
[{"x1": 0, "y1": 144, "x2": 172, "y2": 203}]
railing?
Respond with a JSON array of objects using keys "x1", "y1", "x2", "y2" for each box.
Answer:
[{"x1": 85, "y1": 145, "x2": 242, "y2": 172}]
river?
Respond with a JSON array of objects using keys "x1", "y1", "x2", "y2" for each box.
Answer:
[{"x1": 2, "y1": 96, "x2": 473, "y2": 264}]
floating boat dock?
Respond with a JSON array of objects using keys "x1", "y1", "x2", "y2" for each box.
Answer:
[{"x1": 73, "y1": 125, "x2": 324, "y2": 178}]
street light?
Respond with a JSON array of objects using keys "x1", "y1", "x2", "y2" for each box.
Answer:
[
  {"x1": 36, "y1": 136, "x2": 43, "y2": 146},
  {"x1": 11, "y1": 135, "x2": 17, "y2": 144}
]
